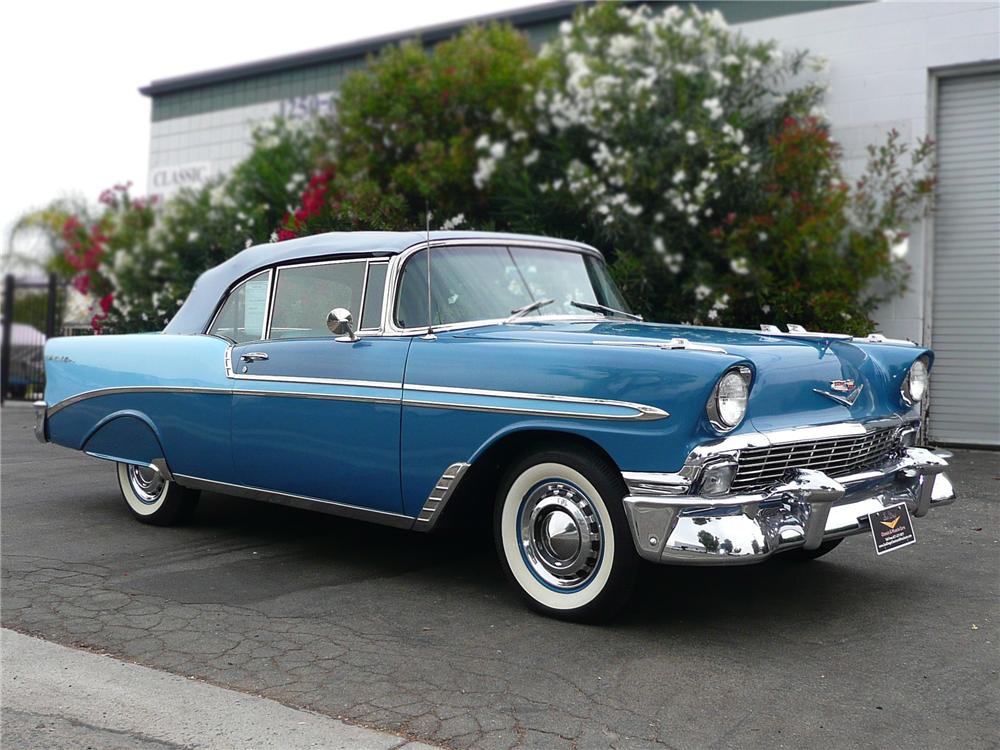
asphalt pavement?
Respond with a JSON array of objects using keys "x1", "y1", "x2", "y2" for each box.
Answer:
[{"x1": 2, "y1": 404, "x2": 998, "y2": 749}]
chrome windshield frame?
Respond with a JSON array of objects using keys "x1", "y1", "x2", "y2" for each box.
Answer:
[{"x1": 381, "y1": 239, "x2": 611, "y2": 337}]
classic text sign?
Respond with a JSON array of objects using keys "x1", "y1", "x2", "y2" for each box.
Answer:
[{"x1": 868, "y1": 503, "x2": 916, "y2": 555}]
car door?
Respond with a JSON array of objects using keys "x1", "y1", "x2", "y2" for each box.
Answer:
[{"x1": 228, "y1": 257, "x2": 410, "y2": 515}]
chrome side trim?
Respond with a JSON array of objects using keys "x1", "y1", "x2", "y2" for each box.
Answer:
[
  {"x1": 52, "y1": 366, "x2": 666, "y2": 423},
  {"x1": 414, "y1": 462, "x2": 471, "y2": 530},
  {"x1": 234, "y1": 388, "x2": 399, "y2": 405},
  {"x1": 595, "y1": 339, "x2": 729, "y2": 355},
  {"x1": 172, "y1": 473, "x2": 415, "y2": 529},
  {"x1": 759, "y1": 323, "x2": 853, "y2": 341},
  {"x1": 852, "y1": 333, "x2": 917, "y2": 347},
  {"x1": 223, "y1": 346, "x2": 400, "y2": 388},
  {"x1": 402, "y1": 383, "x2": 669, "y2": 421},
  {"x1": 47, "y1": 386, "x2": 231, "y2": 417}
]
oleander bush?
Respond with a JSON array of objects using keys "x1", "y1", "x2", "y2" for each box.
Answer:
[{"x1": 18, "y1": 4, "x2": 934, "y2": 335}]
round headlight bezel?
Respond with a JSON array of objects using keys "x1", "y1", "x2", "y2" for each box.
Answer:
[
  {"x1": 901, "y1": 355, "x2": 930, "y2": 406},
  {"x1": 707, "y1": 366, "x2": 752, "y2": 432}
]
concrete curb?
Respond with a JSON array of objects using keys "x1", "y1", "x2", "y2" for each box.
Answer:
[{"x1": 1, "y1": 629, "x2": 439, "y2": 749}]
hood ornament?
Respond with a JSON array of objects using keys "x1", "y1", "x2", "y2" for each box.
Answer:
[{"x1": 814, "y1": 379, "x2": 864, "y2": 407}]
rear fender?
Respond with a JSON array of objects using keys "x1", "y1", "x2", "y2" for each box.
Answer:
[{"x1": 81, "y1": 410, "x2": 170, "y2": 473}]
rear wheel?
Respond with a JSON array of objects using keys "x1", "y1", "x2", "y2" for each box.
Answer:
[
  {"x1": 494, "y1": 448, "x2": 637, "y2": 622},
  {"x1": 116, "y1": 462, "x2": 199, "y2": 526},
  {"x1": 780, "y1": 538, "x2": 843, "y2": 561}
]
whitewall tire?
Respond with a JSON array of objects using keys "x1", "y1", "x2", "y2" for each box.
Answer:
[
  {"x1": 116, "y1": 462, "x2": 199, "y2": 526},
  {"x1": 494, "y1": 448, "x2": 638, "y2": 621}
]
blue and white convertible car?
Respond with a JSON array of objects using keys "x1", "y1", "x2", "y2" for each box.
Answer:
[{"x1": 37, "y1": 231, "x2": 956, "y2": 620}]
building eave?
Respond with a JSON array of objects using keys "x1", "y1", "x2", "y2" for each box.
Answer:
[{"x1": 139, "y1": 0, "x2": 580, "y2": 97}]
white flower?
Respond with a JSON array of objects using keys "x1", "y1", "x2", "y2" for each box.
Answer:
[
  {"x1": 730, "y1": 257, "x2": 750, "y2": 275},
  {"x1": 891, "y1": 237, "x2": 910, "y2": 259},
  {"x1": 758, "y1": 232, "x2": 768, "y2": 242},
  {"x1": 474, "y1": 134, "x2": 491, "y2": 150},
  {"x1": 559, "y1": 20, "x2": 572, "y2": 34},
  {"x1": 686, "y1": 130, "x2": 698, "y2": 145},
  {"x1": 608, "y1": 34, "x2": 637, "y2": 59},
  {"x1": 840, "y1": 311, "x2": 852, "y2": 320},
  {"x1": 695, "y1": 284, "x2": 712, "y2": 301},
  {"x1": 441, "y1": 213, "x2": 466, "y2": 231},
  {"x1": 687, "y1": 215, "x2": 699, "y2": 227},
  {"x1": 665, "y1": 252, "x2": 683, "y2": 273},
  {"x1": 762, "y1": 304, "x2": 771, "y2": 314},
  {"x1": 187, "y1": 230, "x2": 200, "y2": 243},
  {"x1": 474, "y1": 157, "x2": 497, "y2": 189},
  {"x1": 489, "y1": 141, "x2": 507, "y2": 159},
  {"x1": 245, "y1": 238, "x2": 253, "y2": 249},
  {"x1": 768, "y1": 48, "x2": 784, "y2": 64},
  {"x1": 707, "y1": 308, "x2": 719, "y2": 321},
  {"x1": 269, "y1": 231, "x2": 279, "y2": 243},
  {"x1": 721, "y1": 54, "x2": 739, "y2": 66},
  {"x1": 523, "y1": 149, "x2": 540, "y2": 166},
  {"x1": 673, "y1": 169, "x2": 686, "y2": 184},
  {"x1": 653, "y1": 237, "x2": 666, "y2": 255}
]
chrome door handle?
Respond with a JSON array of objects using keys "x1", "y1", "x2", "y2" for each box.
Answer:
[{"x1": 240, "y1": 352, "x2": 269, "y2": 362}]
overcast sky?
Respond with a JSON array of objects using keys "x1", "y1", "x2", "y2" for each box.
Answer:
[{"x1": 0, "y1": 0, "x2": 536, "y2": 265}]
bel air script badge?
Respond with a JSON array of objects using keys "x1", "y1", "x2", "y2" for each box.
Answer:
[{"x1": 814, "y1": 378, "x2": 864, "y2": 407}]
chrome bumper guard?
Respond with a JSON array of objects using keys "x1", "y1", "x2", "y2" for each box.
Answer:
[
  {"x1": 622, "y1": 447, "x2": 955, "y2": 565},
  {"x1": 33, "y1": 400, "x2": 48, "y2": 443}
]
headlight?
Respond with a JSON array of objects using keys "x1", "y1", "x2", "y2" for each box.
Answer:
[
  {"x1": 707, "y1": 366, "x2": 751, "y2": 431},
  {"x1": 902, "y1": 356, "x2": 929, "y2": 405}
]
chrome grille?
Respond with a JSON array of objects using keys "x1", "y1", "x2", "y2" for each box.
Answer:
[{"x1": 731, "y1": 427, "x2": 900, "y2": 493}]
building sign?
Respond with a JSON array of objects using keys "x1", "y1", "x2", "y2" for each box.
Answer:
[
  {"x1": 148, "y1": 161, "x2": 214, "y2": 197},
  {"x1": 278, "y1": 93, "x2": 337, "y2": 120}
]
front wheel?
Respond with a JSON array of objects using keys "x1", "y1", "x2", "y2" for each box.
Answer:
[
  {"x1": 494, "y1": 448, "x2": 638, "y2": 622},
  {"x1": 116, "y1": 462, "x2": 199, "y2": 526}
]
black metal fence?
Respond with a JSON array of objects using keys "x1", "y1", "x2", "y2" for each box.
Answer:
[{"x1": 0, "y1": 273, "x2": 61, "y2": 404}]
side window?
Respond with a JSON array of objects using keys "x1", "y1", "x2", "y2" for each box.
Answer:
[
  {"x1": 208, "y1": 270, "x2": 270, "y2": 343},
  {"x1": 269, "y1": 261, "x2": 366, "y2": 340},
  {"x1": 360, "y1": 262, "x2": 388, "y2": 330}
]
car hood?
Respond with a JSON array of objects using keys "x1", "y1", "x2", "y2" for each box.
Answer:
[{"x1": 453, "y1": 320, "x2": 929, "y2": 429}]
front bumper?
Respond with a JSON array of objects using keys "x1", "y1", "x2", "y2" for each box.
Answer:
[{"x1": 623, "y1": 446, "x2": 955, "y2": 565}]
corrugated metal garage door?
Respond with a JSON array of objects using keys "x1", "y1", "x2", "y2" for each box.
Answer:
[{"x1": 929, "y1": 71, "x2": 1000, "y2": 446}]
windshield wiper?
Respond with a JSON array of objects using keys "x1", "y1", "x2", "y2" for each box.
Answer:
[
  {"x1": 505, "y1": 298, "x2": 555, "y2": 323},
  {"x1": 570, "y1": 300, "x2": 643, "y2": 321}
]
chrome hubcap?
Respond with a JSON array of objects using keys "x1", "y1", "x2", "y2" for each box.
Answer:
[
  {"x1": 128, "y1": 465, "x2": 166, "y2": 504},
  {"x1": 519, "y1": 481, "x2": 601, "y2": 589}
]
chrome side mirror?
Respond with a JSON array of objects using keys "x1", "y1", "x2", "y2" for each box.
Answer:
[{"x1": 326, "y1": 308, "x2": 357, "y2": 342}]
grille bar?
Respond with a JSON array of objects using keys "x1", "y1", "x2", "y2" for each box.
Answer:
[{"x1": 731, "y1": 427, "x2": 900, "y2": 493}]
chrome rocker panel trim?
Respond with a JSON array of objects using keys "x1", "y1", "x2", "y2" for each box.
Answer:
[
  {"x1": 622, "y1": 446, "x2": 955, "y2": 565},
  {"x1": 172, "y1": 474, "x2": 416, "y2": 529}
]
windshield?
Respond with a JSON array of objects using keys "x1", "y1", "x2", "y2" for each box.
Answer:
[{"x1": 394, "y1": 245, "x2": 630, "y2": 329}]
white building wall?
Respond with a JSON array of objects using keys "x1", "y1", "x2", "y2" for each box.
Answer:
[{"x1": 738, "y1": 0, "x2": 1000, "y2": 344}]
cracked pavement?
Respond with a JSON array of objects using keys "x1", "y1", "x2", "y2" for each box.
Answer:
[{"x1": 2, "y1": 405, "x2": 998, "y2": 749}]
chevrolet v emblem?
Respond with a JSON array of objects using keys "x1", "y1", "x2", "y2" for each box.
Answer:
[
  {"x1": 813, "y1": 382, "x2": 864, "y2": 407},
  {"x1": 880, "y1": 516, "x2": 902, "y2": 530}
]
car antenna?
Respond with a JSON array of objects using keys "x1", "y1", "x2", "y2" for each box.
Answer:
[{"x1": 421, "y1": 204, "x2": 436, "y2": 341}]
